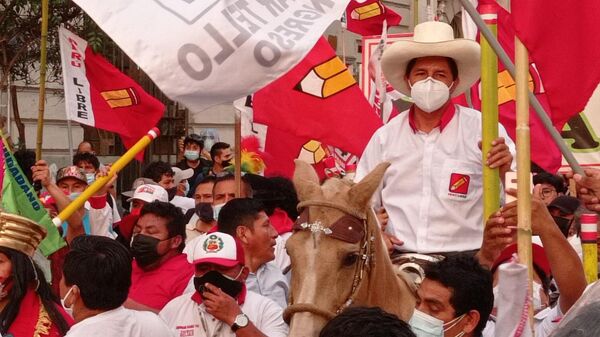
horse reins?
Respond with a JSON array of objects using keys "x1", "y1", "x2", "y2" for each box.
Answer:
[{"x1": 283, "y1": 200, "x2": 376, "y2": 323}]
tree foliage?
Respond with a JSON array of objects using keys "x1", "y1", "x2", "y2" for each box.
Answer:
[{"x1": 0, "y1": 0, "x2": 109, "y2": 87}]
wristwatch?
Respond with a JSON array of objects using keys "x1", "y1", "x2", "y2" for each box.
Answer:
[{"x1": 231, "y1": 313, "x2": 249, "y2": 332}]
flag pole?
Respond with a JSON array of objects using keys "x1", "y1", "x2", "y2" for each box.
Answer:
[
  {"x1": 52, "y1": 128, "x2": 160, "y2": 226},
  {"x1": 234, "y1": 110, "x2": 242, "y2": 198},
  {"x1": 35, "y1": 0, "x2": 49, "y2": 160},
  {"x1": 515, "y1": 36, "x2": 535, "y2": 332},
  {"x1": 413, "y1": 0, "x2": 419, "y2": 26},
  {"x1": 480, "y1": 5, "x2": 499, "y2": 225},
  {"x1": 67, "y1": 119, "x2": 74, "y2": 162},
  {"x1": 458, "y1": 0, "x2": 583, "y2": 175}
]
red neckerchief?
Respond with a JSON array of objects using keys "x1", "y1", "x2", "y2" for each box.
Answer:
[
  {"x1": 270, "y1": 208, "x2": 293, "y2": 235},
  {"x1": 408, "y1": 103, "x2": 456, "y2": 133},
  {"x1": 191, "y1": 284, "x2": 247, "y2": 306}
]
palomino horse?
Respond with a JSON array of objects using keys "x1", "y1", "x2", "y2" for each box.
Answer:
[{"x1": 284, "y1": 160, "x2": 416, "y2": 337}]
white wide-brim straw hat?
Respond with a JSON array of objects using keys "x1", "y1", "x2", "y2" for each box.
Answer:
[{"x1": 381, "y1": 21, "x2": 481, "y2": 98}]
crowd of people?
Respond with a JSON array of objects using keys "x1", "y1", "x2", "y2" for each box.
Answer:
[{"x1": 0, "y1": 20, "x2": 599, "y2": 337}]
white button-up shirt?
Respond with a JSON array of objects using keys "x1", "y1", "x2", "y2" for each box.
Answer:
[
  {"x1": 159, "y1": 291, "x2": 288, "y2": 337},
  {"x1": 65, "y1": 306, "x2": 174, "y2": 337},
  {"x1": 356, "y1": 105, "x2": 515, "y2": 253}
]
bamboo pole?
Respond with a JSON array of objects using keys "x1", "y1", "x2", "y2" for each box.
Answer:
[
  {"x1": 515, "y1": 37, "x2": 534, "y2": 333},
  {"x1": 458, "y1": 0, "x2": 582, "y2": 175},
  {"x1": 413, "y1": 0, "x2": 419, "y2": 27},
  {"x1": 52, "y1": 128, "x2": 160, "y2": 226},
  {"x1": 35, "y1": 0, "x2": 49, "y2": 161},
  {"x1": 234, "y1": 110, "x2": 242, "y2": 198},
  {"x1": 480, "y1": 5, "x2": 499, "y2": 224}
]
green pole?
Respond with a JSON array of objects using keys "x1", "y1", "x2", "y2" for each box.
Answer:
[{"x1": 480, "y1": 5, "x2": 499, "y2": 224}]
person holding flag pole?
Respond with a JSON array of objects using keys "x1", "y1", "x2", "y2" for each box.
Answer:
[
  {"x1": 514, "y1": 32, "x2": 535, "y2": 334},
  {"x1": 50, "y1": 128, "x2": 161, "y2": 229},
  {"x1": 457, "y1": 0, "x2": 584, "y2": 176},
  {"x1": 356, "y1": 20, "x2": 515, "y2": 265}
]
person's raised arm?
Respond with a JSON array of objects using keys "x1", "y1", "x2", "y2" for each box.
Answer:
[
  {"x1": 502, "y1": 186, "x2": 586, "y2": 314},
  {"x1": 32, "y1": 160, "x2": 84, "y2": 244}
]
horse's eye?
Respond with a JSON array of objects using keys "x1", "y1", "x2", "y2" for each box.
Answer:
[{"x1": 343, "y1": 253, "x2": 359, "y2": 267}]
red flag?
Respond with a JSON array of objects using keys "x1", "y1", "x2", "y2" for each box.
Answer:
[
  {"x1": 512, "y1": 1, "x2": 600, "y2": 129},
  {"x1": 238, "y1": 97, "x2": 336, "y2": 180},
  {"x1": 253, "y1": 38, "x2": 382, "y2": 158},
  {"x1": 345, "y1": 0, "x2": 402, "y2": 36},
  {"x1": 456, "y1": 2, "x2": 562, "y2": 172},
  {"x1": 59, "y1": 28, "x2": 164, "y2": 160}
]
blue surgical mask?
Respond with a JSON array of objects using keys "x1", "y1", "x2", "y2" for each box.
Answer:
[
  {"x1": 409, "y1": 309, "x2": 444, "y2": 337},
  {"x1": 184, "y1": 150, "x2": 200, "y2": 161},
  {"x1": 68, "y1": 192, "x2": 82, "y2": 201},
  {"x1": 85, "y1": 173, "x2": 96, "y2": 184},
  {"x1": 410, "y1": 309, "x2": 467, "y2": 337}
]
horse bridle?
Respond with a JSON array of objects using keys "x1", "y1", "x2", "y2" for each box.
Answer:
[{"x1": 283, "y1": 200, "x2": 376, "y2": 323}]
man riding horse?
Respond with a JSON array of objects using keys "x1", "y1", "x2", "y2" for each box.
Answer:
[{"x1": 356, "y1": 21, "x2": 515, "y2": 280}]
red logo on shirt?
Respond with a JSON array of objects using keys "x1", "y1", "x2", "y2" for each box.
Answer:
[{"x1": 449, "y1": 173, "x2": 470, "y2": 195}]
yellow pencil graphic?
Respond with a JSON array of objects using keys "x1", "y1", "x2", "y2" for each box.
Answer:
[
  {"x1": 101, "y1": 88, "x2": 139, "y2": 108},
  {"x1": 497, "y1": 69, "x2": 534, "y2": 105},
  {"x1": 351, "y1": 2, "x2": 383, "y2": 20},
  {"x1": 296, "y1": 57, "x2": 355, "y2": 99},
  {"x1": 450, "y1": 176, "x2": 468, "y2": 191}
]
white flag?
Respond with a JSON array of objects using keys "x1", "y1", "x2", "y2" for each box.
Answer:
[{"x1": 73, "y1": 0, "x2": 350, "y2": 112}]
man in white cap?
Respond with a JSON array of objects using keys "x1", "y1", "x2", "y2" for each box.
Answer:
[
  {"x1": 160, "y1": 232, "x2": 288, "y2": 337},
  {"x1": 115, "y1": 181, "x2": 169, "y2": 247},
  {"x1": 170, "y1": 166, "x2": 196, "y2": 213},
  {"x1": 356, "y1": 21, "x2": 515, "y2": 258}
]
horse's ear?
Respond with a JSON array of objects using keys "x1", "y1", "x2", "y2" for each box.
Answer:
[
  {"x1": 348, "y1": 162, "x2": 390, "y2": 208},
  {"x1": 293, "y1": 159, "x2": 322, "y2": 201}
]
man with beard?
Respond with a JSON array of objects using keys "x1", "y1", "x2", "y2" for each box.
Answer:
[{"x1": 160, "y1": 232, "x2": 288, "y2": 337}]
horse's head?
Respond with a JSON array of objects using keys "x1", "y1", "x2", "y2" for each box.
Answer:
[{"x1": 285, "y1": 160, "x2": 391, "y2": 337}]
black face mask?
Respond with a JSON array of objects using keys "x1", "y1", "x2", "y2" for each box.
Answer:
[
  {"x1": 221, "y1": 160, "x2": 232, "y2": 168},
  {"x1": 552, "y1": 216, "x2": 572, "y2": 237},
  {"x1": 195, "y1": 202, "x2": 214, "y2": 222},
  {"x1": 194, "y1": 270, "x2": 243, "y2": 299},
  {"x1": 131, "y1": 234, "x2": 167, "y2": 268},
  {"x1": 166, "y1": 187, "x2": 177, "y2": 201}
]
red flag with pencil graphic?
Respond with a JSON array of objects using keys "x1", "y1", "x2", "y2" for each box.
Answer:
[{"x1": 59, "y1": 27, "x2": 164, "y2": 160}]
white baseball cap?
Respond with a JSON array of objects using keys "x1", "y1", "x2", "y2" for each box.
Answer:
[
  {"x1": 192, "y1": 232, "x2": 244, "y2": 267},
  {"x1": 172, "y1": 167, "x2": 194, "y2": 185},
  {"x1": 126, "y1": 184, "x2": 168, "y2": 203}
]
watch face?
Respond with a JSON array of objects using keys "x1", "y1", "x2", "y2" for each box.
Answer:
[{"x1": 235, "y1": 314, "x2": 249, "y2": 327}]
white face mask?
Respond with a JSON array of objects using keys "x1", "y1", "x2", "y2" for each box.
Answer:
[
  {"x1": 410, "y1": 77, "x2": 454, "y2": 113},
  {"x1": 213, "y1": 203, "x2": 225, "y2": 220},
  {"x1": 183, "y1": 181, "x2": 190, "y2": 197},
  {"x1": 61, "y1": 286, "x2": 75, "y2": 317},
  {"x1": 493, "y1": 282, "x2": 545, "y2": 313},
  {"x1": 532, "y1": 282, "x2": 545, "y2": 312}
]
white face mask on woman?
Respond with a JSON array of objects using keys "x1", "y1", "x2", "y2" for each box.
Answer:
[{"x1": 409, "y1": 77, "x2": 454, "y2": 113}]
